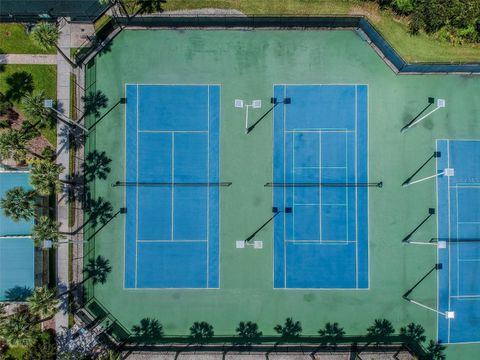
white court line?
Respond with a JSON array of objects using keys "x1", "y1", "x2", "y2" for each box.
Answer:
[
  {"x1": 319, "y1": 131, "x2": 322, "y2": 242},
  {"x1": 206, "y1": 85, "x2": 210, "y2": 288},
  {"x1": 450, "y1": 295, "x2": 480, "y2": 299},
  {"x1": 283, "y1": 85, "x2": 287, "y2": 288},
  {"x1": 293, "y1": 166, "x2": 347, "y2": 169},
  {"x1": 447, "y1": 140, "x2": 452, "y2": 342},
  {"x1": 459, "y1": 258, "x2": 480, "y2": 262},
  {"x1": 292, "y1": 131, "x2": 296, "y2": 244},
  {"x1": 138, "y1": 130, "x2": 207, "y2": 134},
  {"x1": 354, "y1": 85, "x2": 359, "y2": 288},
  {"x1": 171, "y1": 134, "x2": 175, "y2": 241},
  {"x1": 135, "y1": 85, "x2": 139, "y2": 288},
  {"x1": 137, "y1": 240, "x2": 207, "y2": 243},
  {"x1": 435, "y1": 139, "x2": 439, "y2": 342},
  {"x1": 286, "y1": 129, "x2": 354, "y2": 133},
  {"x1": 455, "y1": 186, "x2": 460, "y2": 297},
  {"x1": 293, "y1": 203, "x2": 347, "y2": 206},
  {"x1": 458, "y1": 221, "x2": 480, "y2": 224}
]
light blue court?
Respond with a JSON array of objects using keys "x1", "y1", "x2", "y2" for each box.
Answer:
[
  {"x1": 273, "y1": 85, "x2": 369, "y2": 289},
  {"x1": 0, "y1": 237, "x2": 34, "y2": 301},
  {"x1": 0, "y1": 171, "x2": 34, "y2": 236},
  {"x1": 124, "y1": 85, "x2": 220, "y2": 289},
  {"x1": 437, "y1": 140, "x2": 480, "y2": 343}
]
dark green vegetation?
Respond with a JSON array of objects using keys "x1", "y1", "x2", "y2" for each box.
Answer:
[
  {"x1": 163, "y1": 0, "x2": 480, "y2": 62},
  {"x1": 0, "y1": 65, "x2": 57, "y2": 145},
  {"x1": 372, "y1": 0, "x2": 480, "y2": 44},
  {"x1": 0, "y1": 24, "x2": 56, "y2": 54}
]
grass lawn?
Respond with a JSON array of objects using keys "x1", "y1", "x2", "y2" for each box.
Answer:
[
  {"x1": 0, "y1": 23, "x2": 55, "y2": 54},
  {"x1": 0, "y1": 65, "x2": 57, "y2": 145},
  {"x1": 163, "y1": 0, "x2": 480, "y2": 63}
]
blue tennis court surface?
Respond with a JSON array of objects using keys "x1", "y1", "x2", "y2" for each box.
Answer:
[
  {"x1": 0, "y1": 237, "x2": 34, "y2": 301},
  {"x1": 273, "y1": 85, "x2": 368, "y2": 289},
  {"x1": 0, "y1": 171, "x2": 34, "y2": 236},
  {"x1": 437, "y1": 140, "x2": 480, "y2": 343},
  {"x1": 124, "y1": 85, "x2": 220, "y2": 289}
]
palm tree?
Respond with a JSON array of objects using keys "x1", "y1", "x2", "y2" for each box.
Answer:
[
  {"x1": 30, "y1": 159, "x2": 64, "y2": 196},
  {"x1": 21, "y1": 329, "x2": 56, "y2": 360},
  {"x1": 318, "y1": 322, "x2": 345, "y2": 348},
  {"x1": 30, "y1": 22, "x2": 76, "y2": 67},
  {"x1": 0, "y1": 128, "x2": 41, "y2": 162},
  {"x1": 399, "y1": 322, "x2": 426, "y2": 344},
  {"x1": 189, "y1": 321, "x2": 214, "y2": 343},
  {"x1": 123, "y1": 0, "x2": 165, "y2": 16},
  {"x1": 424, "y1": 340, "x2": 446, "y2": 360},
  {"x1": 0, "y1": 187, "x2": 36, "y2": 222},
  {"x1": 131, "y1": 318, "x2": 163, "y2": 344},
  {"x1": 27, "y1": 286, "x2": 59, "y2": 321},
  {"x1": 236, "y1": 321, "x2": 262, "y2": 344},
  {"x1": 21, "y1": 91, "x2": 53, "y2": 127},
  {"x1": 366, "y1": 319, "x2": 395, "y2": 345},
  {"x1": 274, "y1": 317, "x2": 302, "y2": 339},
  {"x1": 0, "y1": 91, "x2": 12, "y2": 115},
  {"x1": 0, "y1": 311, "x2": 38, "y2": 346},
  {"x1": 32, "y1": 216, "x2": 63, "y2": 247}
]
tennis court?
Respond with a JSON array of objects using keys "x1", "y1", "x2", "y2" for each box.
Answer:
[
  {"x1": 0, "y1": 171, "x2": 35, "y2": 300},
  {"x1": 0, "y1": 237, "x2": 34, "y2": 301},
  {"x1": 272, "y1": 85, "x2": 369, "y2": 289},
  {"x1": 0, "y1": 171, "x2": 34, "y2": 236},
  {"x1": 437, "y1": 140, "x2": 480, "y2": 343},
  {"x1": 124, "y1": 84, "x2": 220, "y2": 289}
]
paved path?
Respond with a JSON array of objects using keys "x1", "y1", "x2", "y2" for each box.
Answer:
[
  {"x1": 55, "y1": 17, "x2": 72, "y2": 337},
  {"x1": 0, "y1": 54, "x2": 57, "y2": 64}
]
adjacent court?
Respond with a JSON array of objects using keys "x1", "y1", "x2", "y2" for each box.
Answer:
[
  {"x1": 272, "y1": 85, "x2": 369, "y2": 289},
  {"x1": 437, "y1": 140, "x2": 480, "y2": 343},
  {"x1": 0, "y1": 171, "x2": 35, "y2": 300},
  {"x1": 124, "y1": 85, "x2": 220, "y2": 289}
]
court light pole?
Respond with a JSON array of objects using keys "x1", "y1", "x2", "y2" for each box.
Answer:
[
  {"x1": 402, "y1": 167, "x2": 454, "y2": 187},
  {"x1": 43, "y1": 99, "x2": 89, "y2": 134},
  {"x1": 401, "y1": 98, "x2": 446, "y2": 134},
  {"x1": 234, "y1": 99, "x2": 262, "y2": 134},
  {"x1": 402, "y1": 263, "x2": 455, "y2": 319}
]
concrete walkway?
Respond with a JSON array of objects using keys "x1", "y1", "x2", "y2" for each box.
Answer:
[
  {"x1": 0, "y1": 54, "x2": 57, "y2": 64},
  {"x1": 55, "y1": 17, "x2": 72, "y2": 337}
]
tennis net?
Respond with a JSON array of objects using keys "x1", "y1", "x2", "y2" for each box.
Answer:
[
  {"x1": 264, "y1": 182, "x2": 382, "y2": 188},
  {"x1": 113, "y1": 181, "x2": 232, "y2": 187}
]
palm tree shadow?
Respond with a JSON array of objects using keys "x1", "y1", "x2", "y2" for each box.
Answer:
[
  {"x1": 5, "y1": 71, "x2": 34, "y2": 102},
  {"x1": 82, "y1": 90, "x2": 108, "y2": 119},
  {"x1": 85, "y1": 195, "x2": 113, "y2": 229},
  {"x1": 5, "y1": 285, "x2": 33, "y2": 301},
  {"x1": 83, "y1": 150, "x2": 112, "y2": 182}
]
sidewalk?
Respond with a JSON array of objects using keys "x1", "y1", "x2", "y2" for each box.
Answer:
[
  {"x1": 0, "y1": 54, "x2": 57, "y2": 64},
  {"x1": 55, "y1": 17, "x2": 72, "y2": 337}
]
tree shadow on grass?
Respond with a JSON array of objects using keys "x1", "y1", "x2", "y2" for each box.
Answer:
[{"x1": 5, "y1": 71, "x2": 34, "y2": 102}]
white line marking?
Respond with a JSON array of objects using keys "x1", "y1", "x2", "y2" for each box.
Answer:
[{"x1": 206, "y1": 85, "x2": 210, "y2": 287}]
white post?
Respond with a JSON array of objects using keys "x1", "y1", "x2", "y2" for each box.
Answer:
[{"x1": 245, "y1": 105, "x2": 250, "y2": 134}]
